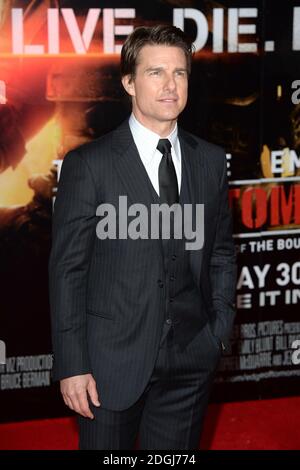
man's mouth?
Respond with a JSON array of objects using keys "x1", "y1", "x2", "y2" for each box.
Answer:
[{"x1": 158, "y1": 98, "x2": 178, "y2": 102}]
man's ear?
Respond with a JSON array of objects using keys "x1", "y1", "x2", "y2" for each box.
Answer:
[{"x1": 121, "y1": 75, "x2": 135, "y2": 97}]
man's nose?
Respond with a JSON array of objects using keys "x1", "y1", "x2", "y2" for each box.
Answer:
[{"x1": 163, "y1": 74, "x2": 176, "y2": 92}]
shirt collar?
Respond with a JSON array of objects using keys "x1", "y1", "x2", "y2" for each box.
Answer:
[{"x1": 129, "y1": 112, "x2": 179, "y2": 163}]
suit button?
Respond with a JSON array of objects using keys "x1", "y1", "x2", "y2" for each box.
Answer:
[
  {"x1": 157, "y1": 280, "x2": 164, "y2": 288},
  {"x1": 169, "y1": 297, "x2": 174, "y2": 303},
  {"x1": 170, "y1": 276, "x2": 175, "y2": 281},
  {"x1": 166, "y1": 319, "x2": 172, "y2": 325},
  {"x1": 172, "y1": 255, "x2": 177, "y2": 261}
]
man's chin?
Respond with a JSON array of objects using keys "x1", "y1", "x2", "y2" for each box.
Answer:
[{"x1": 155, "y1": 111, "x2": 181, "y2": 122}]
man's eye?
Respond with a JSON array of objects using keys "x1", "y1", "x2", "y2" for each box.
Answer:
[{"x1": 150, "y1": 70, "x2": 160, "y2": 75}]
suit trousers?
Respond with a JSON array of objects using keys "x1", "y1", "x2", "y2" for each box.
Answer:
[{"x1": 77, "y1": 320, "x2": 222, "y2": 450}]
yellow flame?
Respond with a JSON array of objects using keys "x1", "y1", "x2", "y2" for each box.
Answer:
[{"x1": 0, "y1": 117, "x2": 61, "y2": 206}]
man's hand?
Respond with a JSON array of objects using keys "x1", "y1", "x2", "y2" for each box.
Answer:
[{"x1": 60, "y1": 373, "x2": 101, "y2": 419}]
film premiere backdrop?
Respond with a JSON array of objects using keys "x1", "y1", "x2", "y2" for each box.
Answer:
[{"x1": 0, "y1": 0, "x2": 299, "y2": 422}]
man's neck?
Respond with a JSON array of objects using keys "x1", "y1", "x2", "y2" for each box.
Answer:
[{"x1": 131, "y1": 112, "x2": 177, "y2": 138}]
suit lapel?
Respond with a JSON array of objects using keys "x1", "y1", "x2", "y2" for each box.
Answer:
[
  {"x1": 111, "y1": 119, "x2": 165, "y2": 263},
  {"x1": 178, "y1": 128, "x2": 207, "y2": 286},
  {"x1": 111, "y1": 119, "x2": 155, "y2": 208}
]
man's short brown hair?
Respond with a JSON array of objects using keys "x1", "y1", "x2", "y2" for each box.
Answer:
[{"x1": 120, "y1": 25, "x2": 194, "y2": 80}]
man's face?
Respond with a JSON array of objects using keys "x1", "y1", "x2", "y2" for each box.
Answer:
[{"x1": 122, "y1": 45, "x2": 188, "y2": 130}]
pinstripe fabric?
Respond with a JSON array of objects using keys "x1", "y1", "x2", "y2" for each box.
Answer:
[
  {"x1": 137, "y1": 322, "x2": 221, "y2": 450},
  {"x1": 49, "y1": 118, "x2": 237, "y2": 419},
  {"x1": 78, "y1": 321, "x2": 221, "y2": 450}
]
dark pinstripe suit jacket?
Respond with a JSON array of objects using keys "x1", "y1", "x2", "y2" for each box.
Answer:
[{"x1": 49, "y1": 118, "x2": 237, "y2": 410}]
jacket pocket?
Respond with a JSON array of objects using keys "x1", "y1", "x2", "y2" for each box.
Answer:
[{"x1": 86, "y1": 308, "x2": 115, "y2": 321}]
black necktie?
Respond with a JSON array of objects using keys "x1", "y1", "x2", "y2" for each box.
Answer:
[{"x1": 157, "y1": 139, "x2": 179, "y2": 205}]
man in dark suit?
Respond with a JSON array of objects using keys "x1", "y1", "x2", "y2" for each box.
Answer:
[{"x1": 49, "y1": 25, "x2": 237, "y2": 450}]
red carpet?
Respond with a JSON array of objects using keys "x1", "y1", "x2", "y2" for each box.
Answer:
[{"x1": 1, "y1": 397, "x2": 299, "y2": 450}]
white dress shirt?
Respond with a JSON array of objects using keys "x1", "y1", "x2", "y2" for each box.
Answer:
[{"x1": 129, "y1": 113, "x2": 182, "y2": 197}]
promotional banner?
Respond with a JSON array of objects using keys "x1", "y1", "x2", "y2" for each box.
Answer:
[{"x1": 0, "y1": 0, "x2": 299, "y2": 421}]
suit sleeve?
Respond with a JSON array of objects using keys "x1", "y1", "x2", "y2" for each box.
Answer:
[
  {"x1": 49, "y1": 149, "x2": 97, "y2": 381},
  {"x1": 209, "y1": 150, "x2": 237, "y2": 350}
]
